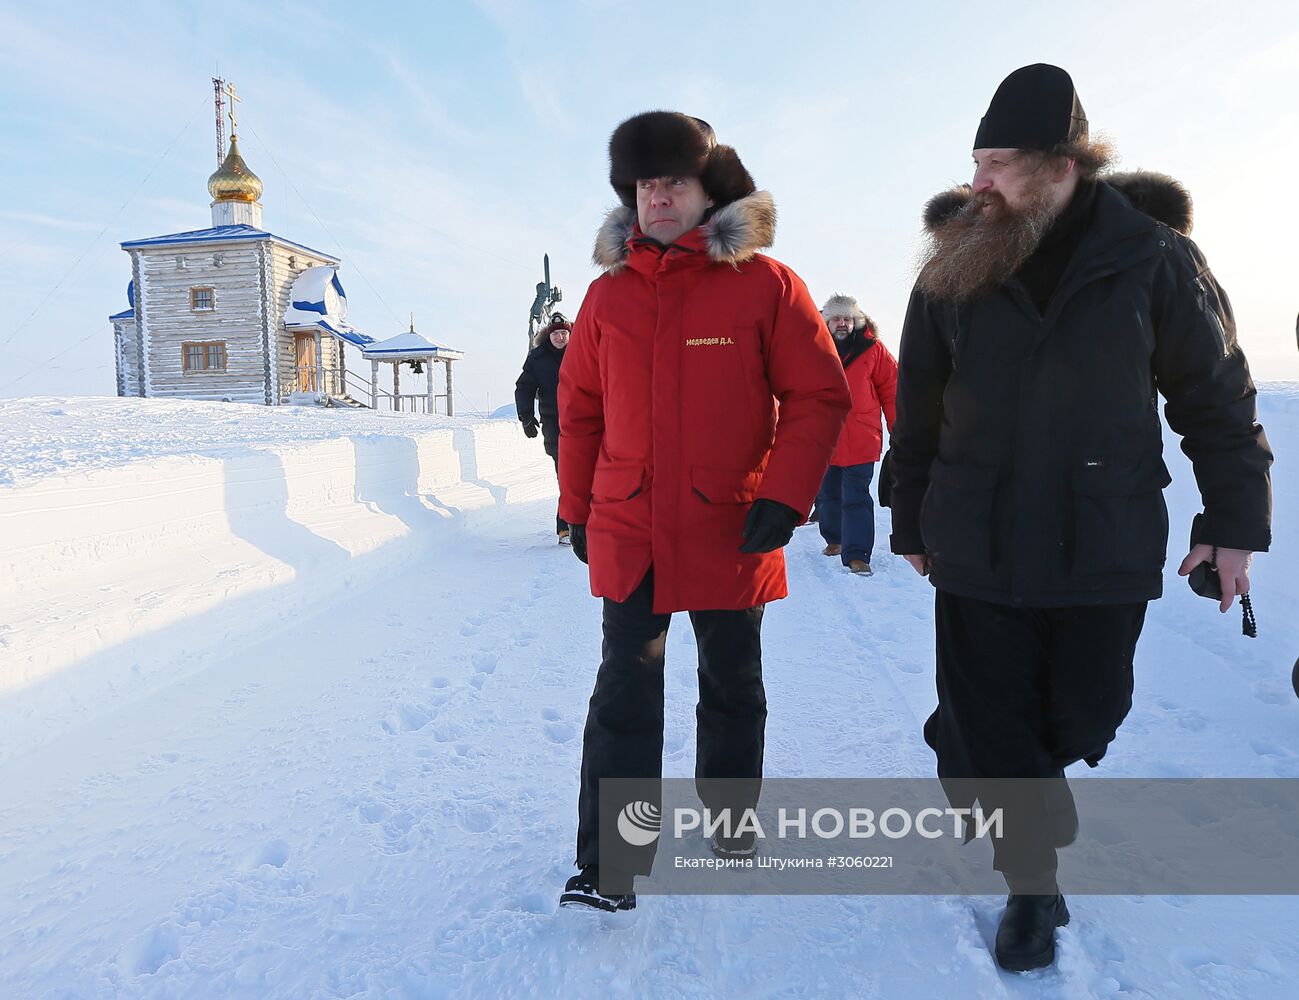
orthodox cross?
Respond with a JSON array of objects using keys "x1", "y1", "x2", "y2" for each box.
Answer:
[{"x1": 225, "y1": 82, "x2": 242, "y2": 136}]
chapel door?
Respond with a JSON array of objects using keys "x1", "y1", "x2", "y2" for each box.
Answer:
[{"x1": 295, "y1": 333, "x2": 316, "y2": 392}]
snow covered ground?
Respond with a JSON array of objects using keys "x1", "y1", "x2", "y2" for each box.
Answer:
[{"x1": 0, "y1": 389, "x2": 1296, "y2": 998}]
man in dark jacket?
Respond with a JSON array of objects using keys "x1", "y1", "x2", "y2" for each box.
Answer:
[
  {"x1": 515, "y1": 314, "x2": 571, "y2": 541},
  {"x1": 889, "y1": 64, "x2": 1272, "y2": 971}
]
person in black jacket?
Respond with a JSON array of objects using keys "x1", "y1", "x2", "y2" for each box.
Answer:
[
  {"x1": 515, "y1": 314, "x2": 571, "y2": 541},
  {"x1": 889, "y1": 64, "x2": 1272, "y2": 972}
]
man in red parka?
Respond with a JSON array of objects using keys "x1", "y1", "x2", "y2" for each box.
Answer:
[
  {"x1": 815, "y1": 294, "x2": 898, "y2": 576},
  {"x1": 557, "y1": 111, "x2": 851, "y2": 912}
]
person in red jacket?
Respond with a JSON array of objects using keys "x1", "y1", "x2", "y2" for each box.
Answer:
[
  {"x1": 815, "y1": 294, "x2": 898, "y2": 576},
  {"x1": 557, "y1": 111, "x2": 851, "y2": 912}
]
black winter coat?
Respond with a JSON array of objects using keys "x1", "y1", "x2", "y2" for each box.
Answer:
[
  {"x1": 514, "y1": 342, "x2": 565, "y2": 452},
  {"x1": 889, "y1": 173, "x2": 1272, "y2": 607}
]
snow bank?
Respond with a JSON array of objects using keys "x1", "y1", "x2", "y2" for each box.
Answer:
[
  {"x1": 0, "y1": 397, "x2": 550, "y2": 762},
  {"x1": 0, "y1": 388, "x2": 1295, "y2": 997}
]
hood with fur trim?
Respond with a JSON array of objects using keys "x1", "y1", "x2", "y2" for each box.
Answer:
[
  {"x1": 592, "y1": 190, "x2": 776, "y2": 274},
  {"x1": 921, "y1": 170, "x2": 1194, "y2": 236}
]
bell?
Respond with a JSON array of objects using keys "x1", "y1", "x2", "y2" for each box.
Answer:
[{"x1": 409, "y1": 360, "x2": 424, "y2": 375}]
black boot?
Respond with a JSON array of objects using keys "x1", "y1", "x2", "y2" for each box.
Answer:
[
  {"x1": 709, "y1": 829, "x2": 757, "y2": 859},
  {"x1": 994, "y1": 893, "x2": 1070, "y2": 972},
  {"x1": 559, "y1": 865, "x2": 636, "y2": 913}
]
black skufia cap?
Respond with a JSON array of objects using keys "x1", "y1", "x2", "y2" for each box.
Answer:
[{"x1": 973, "y1": 64, "x2": 1088, "y2": 151}]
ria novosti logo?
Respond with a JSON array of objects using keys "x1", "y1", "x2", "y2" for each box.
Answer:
[{"x1": 616, "y1": 801, "x2": 662, "y2": 846}]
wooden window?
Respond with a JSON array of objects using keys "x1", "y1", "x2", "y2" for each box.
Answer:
[
  {"x1": 183, "y1": 341, "x2": 227, "y2": 373},
  {"x1": 190, "y1": 287, "x2": 215, "y2": 311}
]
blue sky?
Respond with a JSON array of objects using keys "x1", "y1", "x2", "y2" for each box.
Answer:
[{"x1": 2, "y1": 0, "x2": 1297, "y2": 411}]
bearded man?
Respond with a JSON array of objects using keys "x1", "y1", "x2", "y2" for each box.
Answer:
[{"x1": 888, "y1": 64, "x2": 1272, "y2": 971}]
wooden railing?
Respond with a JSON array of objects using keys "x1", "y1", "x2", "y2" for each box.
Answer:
[{"x1": 293, "y1": 368, "x2": 449, "y2": 414}]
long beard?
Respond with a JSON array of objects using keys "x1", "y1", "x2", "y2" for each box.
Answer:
[{"x1": 915, "y1": 185, "x2": 1062, "y2": 303}]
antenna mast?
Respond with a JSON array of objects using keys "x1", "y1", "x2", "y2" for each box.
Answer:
[{"x1": 212, "y1": 77, "x2": 226, "y2": 165}]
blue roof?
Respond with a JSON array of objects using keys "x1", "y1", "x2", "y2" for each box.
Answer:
[
  {"x1": 362, "y1": 329, "x2": 463, "y2": 359},
  {"x1": 120, "y1": 224, "x2": 338, "y2": 261},
  {"x1": 109, "y1": 279, "x2": 135, "y2": 319},
  {"x1": 319, "y1": 319, "x2": 375, "y2": 348},
  {"x1": 109, "y1": 277, "x2": 135, "y2": 316}
]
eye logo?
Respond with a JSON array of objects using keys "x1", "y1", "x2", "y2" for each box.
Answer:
[{"x1": 616, "y1": 801, "x2": 661, "y2": 847}]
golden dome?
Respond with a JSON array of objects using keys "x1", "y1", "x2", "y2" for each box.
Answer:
[{"x1": 207, "y1": 135, "x2": 263, "y2": 203}]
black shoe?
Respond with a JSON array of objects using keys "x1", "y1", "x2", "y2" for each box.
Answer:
[
  {"x1": 709, "y1": 829, "x2": 757, "y2": 859},
  {"x1": 559, "y1": 865, "x2": 636, "y2": 912},
  {"x1": 994, "y1": 893, "x2": 1070, "y2": 972}
]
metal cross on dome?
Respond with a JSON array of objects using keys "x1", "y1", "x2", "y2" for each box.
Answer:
[{"x1": 225, "y1": 82, "x2": 241, "y2": 135}]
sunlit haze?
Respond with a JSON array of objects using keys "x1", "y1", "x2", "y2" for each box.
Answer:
[{"x1": 2, "y1": 0, "x2": 1296, "y2": 410}]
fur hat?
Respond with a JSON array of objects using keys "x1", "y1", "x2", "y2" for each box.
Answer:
[
  {"x1": 541, "y1": 313, "x2": 572, "y2": 336},
  {"x1": 608, "y1": 111, "x2": 755, "y2": 210},
  {"x1": 820, "y1": 293, "x2": 875, "y2": 334}
]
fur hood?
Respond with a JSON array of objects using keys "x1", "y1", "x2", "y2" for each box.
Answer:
[
  {"x1": 921, "y1": 170, "x2": 1194, "y2": 236},
  {"x1": 820, "y1": 293, "x2": 876, "y2": 335},
  {"x1": 592, "y1": 190, "x2": 776, "y2": 274}
]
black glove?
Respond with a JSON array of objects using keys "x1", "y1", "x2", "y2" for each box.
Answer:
[
  {"x1": 521, "y1": 420, "x2": 539, "y2": 439},
  {"x1": 569, "y1": 523, "x2": 588, "y2": 564},
  {"x1": 739, "y1": 499, "x2": 800, "y2": 553},
  {"x1": 877, "y1": 449, "x2": 893, "y2": 509}
]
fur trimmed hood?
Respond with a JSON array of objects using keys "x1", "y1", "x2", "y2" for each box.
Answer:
[
  {"x1": 921, "y1": 170, "x2": 1194, "y2": 236},
  {"x1": 820, "y1": 293, "x2": 875, "y2": 335},
  {"x1": 592, "y1": 190, "x2": 777, "y2": 273}
]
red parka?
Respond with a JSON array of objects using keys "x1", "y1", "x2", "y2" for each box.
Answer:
[
  {"x1": 559, "y1": 192, "x2": 851, "y2": 614},
  {"x1": 830, "y1": 335, "x2": 898, "y2": 467}
]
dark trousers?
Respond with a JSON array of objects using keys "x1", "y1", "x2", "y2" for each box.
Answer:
[
  {"x1": 927, "y1": 590, "x2": 1147, "y2": 882},
  {"x1": 816, "y1": 462, "x2": 876, "y2": 564},
  {"x1": 544, "y1": 437, "x2": 567, "y2": 535},
  {"x1": 576, "y1": 571, "x2": 766, "y2": 878}
]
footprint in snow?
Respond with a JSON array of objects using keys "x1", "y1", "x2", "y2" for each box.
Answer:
[
  {"x1": 240, "y1": 839, "x2": 290, "y2": 870},
  {"x1": 123, "y1": 921, "x2": 183, "y2": 976},
  {"x1": 1251, "y1": 738, "x2": 1290, "y2": 758},
  {"x1": 1250, "y1": 739, "x2": 1299, "y2": 774},
  {"x1": 137, "y1": 752, "x2": 182, "y2": 773},
  {"x1": 379, "y1": 702, "x2": 435, "y2": 734},
  {"x1": 458, "y1": 803, "x2": 498, "y2": 833},
  {"x1": 516, "y1": 892, "x2": 556, "y2": 916},
  {"x1": 430, "y1": 721, "x2": 466, "y2": 743},
  {"x1": 1252, "y1": 684, "x2": 1289, "y2": 706}
]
